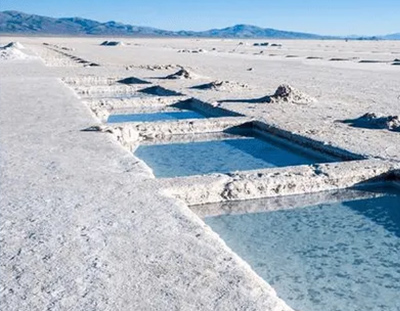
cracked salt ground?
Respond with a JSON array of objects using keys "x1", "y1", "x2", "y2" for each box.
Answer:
[{"x1": 202, "y1": 185, "x2": 400, "y2": 311}]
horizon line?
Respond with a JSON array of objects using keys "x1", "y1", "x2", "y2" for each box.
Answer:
[{"x1": 1, "y1": 9, "x2": 399, "y2": 37}]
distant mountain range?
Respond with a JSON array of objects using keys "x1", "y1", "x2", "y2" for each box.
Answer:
[
  {"x1": 176, "y1": 25, "x2": 327, "y2": 39},
  {"x1": 1, "y1": 10, "x2": 399, "y2": 40},
  {"x1": 382, "y1": 33, "x2": 400, "y2": 40}
]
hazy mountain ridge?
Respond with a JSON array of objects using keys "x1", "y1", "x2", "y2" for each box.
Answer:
[
  {"x1": 0, "y1": 11, "x2": 330, "y2": 38},
  {"x1": 382, "y1": 33, "x2": 400, "y2": 40},
  {"x1": 0, "y1": 11, "x2": 176, "y2": 36},
  {"x1": 176, "y1": 24, "x2": 330, "y2": 39},
  {"x1": 0, "y1": 10, "x2": 398, "y2": 39}
]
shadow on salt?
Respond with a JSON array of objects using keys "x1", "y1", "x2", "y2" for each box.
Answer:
[{"x1": 107, "y1": 98, "x2": 242, "y2": 123}]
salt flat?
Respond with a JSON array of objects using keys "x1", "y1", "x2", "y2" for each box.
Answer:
[
  {"x1": 25, "y1": 37, "x2": 400, "y2": 160},
  {"x1": 1, "y1": 37, "x2": 399, "y2": 310}
]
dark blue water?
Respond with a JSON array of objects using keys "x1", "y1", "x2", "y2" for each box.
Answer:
[
  {"x1": 134, "y1": 135, "x2": 334, "y2": 177},
  {"x1": 107, "y1": 110, "x2": 206, "y2": 123},
  {"x1": 204, "y1": 186, "x2": 400, "y2": 311}
]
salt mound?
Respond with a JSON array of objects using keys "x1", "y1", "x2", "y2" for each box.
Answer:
[
  {"x1": 163, "y1": 68, "x2": 198, "y2": 80},
  {"x1": 100, "y1": 41, "x2": 124, "y2": 46},
  {"x1": 253, "y1": 42, "x2": 269, "y2": 47},
  {"x1": 269, "y1": 84, "x2": 316, "y2": 104},
  {"x1": 344, "y1": 113, "x2": 400, "y2": 131},
  {"x1": 357, "y1": 113, "x2": 387, "y2": 129},
  {"x1": 84, "y1": 62, "x2": 101, "y2": 67},
  {"x1": 386, "y1": 116, "x2": 400, "y2": 131},
  {"x1": 126, "y1": 64, "x2": 180, "y2": 71},
  {"x1": 3, "y1": 42, "x2": 25, "y2": 49},
  {"x1": 117, "y1": 77, "x2": 151, "y2": 85},
  {"x1": 192, "y1": 80, "x2": 249, "y2": 91},
  {"x1": 139, "y1": 86, "x2": 183, "y2": 97},
  {"x1": 0, "y1": 46, "x2": 31, "y2": 61},
  {"x1": 178, "y1": 49, "x2": 207, "y2": 53},
  {"x1": 61, "y1": 46, "x2": 75, "y2": 51}
]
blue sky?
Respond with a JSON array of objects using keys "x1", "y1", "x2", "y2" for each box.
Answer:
[{"x1": 2, "y1": 0, "x2": 399, "y2": 35}]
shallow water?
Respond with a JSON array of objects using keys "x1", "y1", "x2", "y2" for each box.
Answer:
[
  {"x1": 134, "y1": 133, "x2": 334, "y2": 177},
  {"x1": 107, "y1": 110, "x2": 206, "y2": 123},
  {"x1": 204, "y1": 186, "x2": 400, "y2": 311}
]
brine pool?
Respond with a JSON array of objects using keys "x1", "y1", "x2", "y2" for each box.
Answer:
[
  {"x1": 199, "y1": 185, "x2": 400, "y2": 311},
  {"x1": 108, "y1": 110, "x2": 206, "y2": 123},
  {"x1": 134, "y1": 131, "x2": 339, "y2": 177}
]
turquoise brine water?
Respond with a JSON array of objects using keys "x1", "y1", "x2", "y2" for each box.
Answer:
[
  {"x1": 204, "y1": 186, "x2": 400, "y2": 311},
  {"x1": 134, "y1": 134, "x2": 336, "y2": 178},
  {"x1": 107, "y1": 110, "x2": 206, "y2": 123}
]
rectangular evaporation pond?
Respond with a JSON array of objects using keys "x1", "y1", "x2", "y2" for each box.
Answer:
[
  {"x1": 200, "y1": 184, "x2": 400, "y2": 311},
  {"x1": 107, "y1": 108, "x2": 207, "y2": 123},
  {"x1": 133, "y1": 131, "x2": 338, "y2": 178}
]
